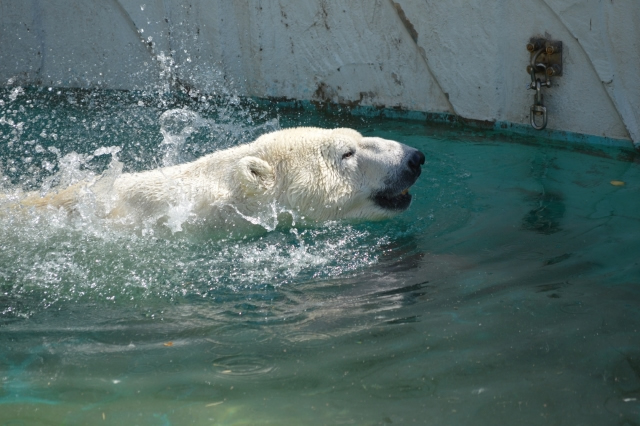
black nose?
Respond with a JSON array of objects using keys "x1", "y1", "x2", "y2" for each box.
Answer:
[{"x1": 407, "y1": 150, "x2": 425, "y2": 174}]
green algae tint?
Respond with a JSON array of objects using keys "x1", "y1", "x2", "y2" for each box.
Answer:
[{"x1": 1, "y1": 88, "x2": 640, "y2": 425}]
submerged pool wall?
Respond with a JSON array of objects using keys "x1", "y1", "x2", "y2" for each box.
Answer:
[{"x1": 1, "y1": 1, "x2": 638, "y2": 150}]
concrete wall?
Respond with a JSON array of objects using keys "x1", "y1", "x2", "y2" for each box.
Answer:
[{"x1": 1, "y1": 0, "x2": 638, "y2": 148}]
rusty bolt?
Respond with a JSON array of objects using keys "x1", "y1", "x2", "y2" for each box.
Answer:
[
  {"x1": 527, "y1": 38, "x2": 545, "y2": 52},
  {"x1": 546, "y1": 65, "x2": 562, "y2": 76}
]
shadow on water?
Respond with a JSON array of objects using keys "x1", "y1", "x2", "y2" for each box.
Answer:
[{"x1": 521, "y1": 190, "x2": 565, "y2": 234}]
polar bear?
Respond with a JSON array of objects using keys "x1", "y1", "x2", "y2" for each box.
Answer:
[{"x1": 18, "y1": 127, "x2": 425, "y2": 228}]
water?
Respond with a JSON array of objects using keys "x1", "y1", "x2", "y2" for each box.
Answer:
[{"x1": 1, "y1": 87, "x2": 639, "y2": 425}]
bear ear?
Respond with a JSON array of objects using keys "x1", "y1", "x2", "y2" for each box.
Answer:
[{"x1": 235, "y1": 156, "x2": 275, "y2": 195}]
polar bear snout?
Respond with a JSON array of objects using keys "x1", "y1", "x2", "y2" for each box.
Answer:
[
  {"x1": 370, "y1": 148, "x2": 425, "y2": 212},
  {"x1": 397, "y1": 148, "x2": 425, "y2": 186},
  {"x1": 407, "y1": 150, "x2": 426, "y2": 177}
]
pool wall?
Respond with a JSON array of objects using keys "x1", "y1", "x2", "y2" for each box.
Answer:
[{"x1": 1, "y1": 0, "x2": 638, "y2": 149}]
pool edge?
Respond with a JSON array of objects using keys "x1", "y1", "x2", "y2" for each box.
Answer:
[{"x1": 255, "y1": 98, "x2": 637, "y2": 153}]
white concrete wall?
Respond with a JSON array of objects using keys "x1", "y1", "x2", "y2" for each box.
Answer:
[{"x1": 1, "y1": 0, "x2": 638, "y2": 147}]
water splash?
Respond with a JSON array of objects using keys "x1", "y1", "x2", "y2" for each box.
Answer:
[
  {"x1": 8, "y1": 86, "x2": 24, "y2": 102},
  {"x1": 0, "y1": 87, "x2": 400, "y2": 318},
  {"x1": 227, "y1": 201, "x2": 298, "y2": 232},
  {"x1": 158, "y1": 108, "x2": 201, "y2": 166},
  {"x1": 164, "y1": 196, "x2": 195, "y2": 234},
  {"x1": 155, "y1": 52, "x2": 176, "y2": 95}
]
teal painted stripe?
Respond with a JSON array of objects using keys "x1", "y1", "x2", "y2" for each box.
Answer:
[{"x1": 254, "y1": 98, "x2": 636, "y2": 152}]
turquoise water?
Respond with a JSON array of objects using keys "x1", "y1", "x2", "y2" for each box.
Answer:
[{"x1": 1, "y1": 87, "x2": 639, "y2": 425}]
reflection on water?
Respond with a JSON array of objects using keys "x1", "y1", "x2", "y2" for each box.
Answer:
[{"x1": 1, "y1": 87, "x2": 640, "y2": 424}]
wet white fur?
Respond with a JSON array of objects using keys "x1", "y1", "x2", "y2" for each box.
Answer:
[{"x1": 20, "y1": 127, "x2": 416, "y2": 225}]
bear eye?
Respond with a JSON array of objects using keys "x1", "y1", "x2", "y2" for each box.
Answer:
[{"x1": 342, "y1": 150, "x2": 355, "y2": 160}]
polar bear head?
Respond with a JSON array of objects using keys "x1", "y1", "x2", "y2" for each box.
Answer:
[{"x1": 233, "y1": 127, "x2": 425, "y2": 222}]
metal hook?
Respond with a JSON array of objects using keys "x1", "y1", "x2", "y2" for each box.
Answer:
[
  {"x1": 528, "y1": 51, "x2": 550, "y2": 130},
  {"x1": 530, "y1": 79, "x2": 547, "y2": 130},
  {"x1": 526, "y1": 38, "x2": 562, "y2": 130},
  {"x1": 530, "y1": 49, "x2": 545, "y2": 72},
  {"x1": 528, "y1": 49, "x2": 544, "y2": 85}
]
